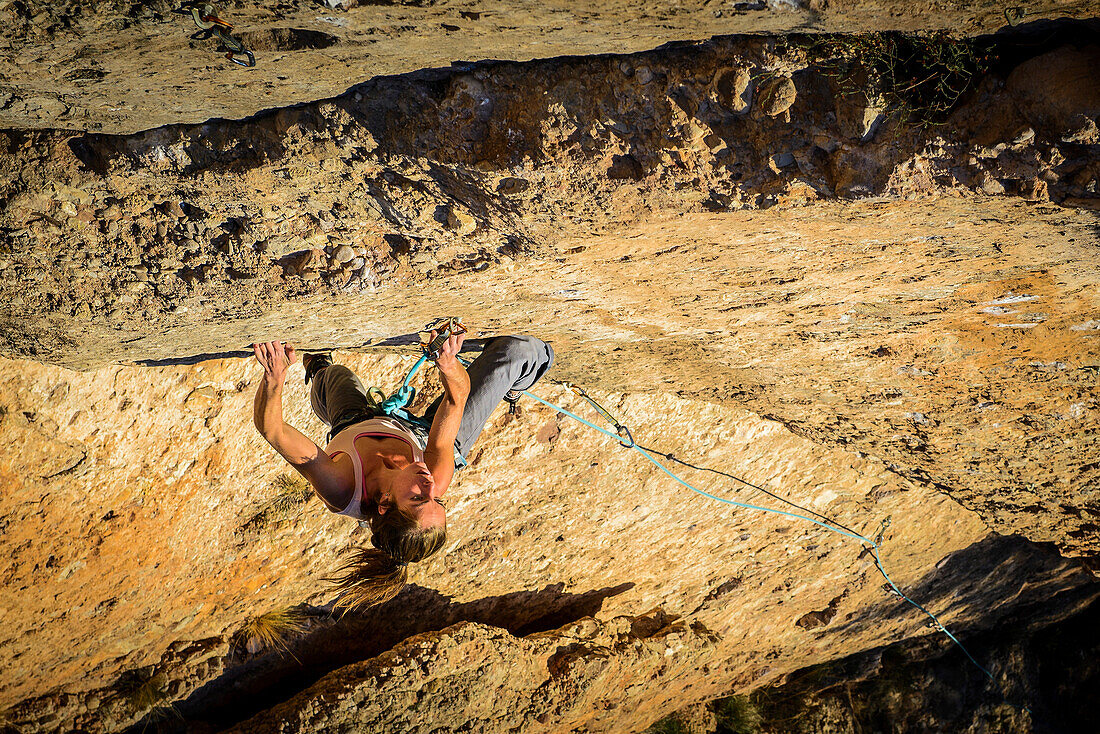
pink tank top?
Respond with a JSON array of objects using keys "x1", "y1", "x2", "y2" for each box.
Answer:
[{"x1": 325, "y1": 417, "x2": 426, "y2": 520}]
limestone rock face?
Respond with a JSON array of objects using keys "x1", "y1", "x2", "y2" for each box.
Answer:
[
  {"x1": 1, "y1": 0, "x2": 1092, "y2": 135},
  {"x1": 0, "y1": 332, "x2": 1096, "y2": 730},
  {"x1": 1, "y1": 17, "x2": 1099, "y2": 734},
  {"x1": 4, "y1": 34, "x2": 1100, "y2": 370}
]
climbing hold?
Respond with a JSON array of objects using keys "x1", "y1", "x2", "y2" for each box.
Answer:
[{"x1": 712, "y1": 66, "x2": 753, "y2": 114}]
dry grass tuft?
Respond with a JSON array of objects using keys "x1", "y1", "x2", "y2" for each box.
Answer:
[
  {"x1": 234, "y1": 473, "x2": 314, "y2": 541},
  {"x1": 236, "y1": 606, "x2": 310, "y2": 657},
  {"x1": 115, "y1": 668, "x2": 181, "y2": 721}
]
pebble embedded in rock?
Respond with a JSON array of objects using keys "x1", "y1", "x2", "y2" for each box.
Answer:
[
  {"x1": 770, "y1": 151, "x2": 795, "y2": 170},
  {"x1": 713, "y1": 66, "x2": 752, "y2": 114},
  {"x1": 332, "y1": 244, "x2": 355, "y2": 264},
  {"x1": 979, "y1": 172, "x2": 1005, "y2": 195},
  {"x1": 498, "y1": 177, "x2": 529, "y2": 195},
  {"x1": 760, "y1": 76, "x2": 796, "y2": 118},
  {"x1": 446, "y1": 208, "x2": 477, "y2": 235},
  {"x1": 1011, "y1": 127, "x2": 1036, "y2": 147}
]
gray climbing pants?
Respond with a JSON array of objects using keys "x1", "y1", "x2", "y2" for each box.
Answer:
[{"x1": 309, "y1": 335, "x2": 555, "y2": 464}]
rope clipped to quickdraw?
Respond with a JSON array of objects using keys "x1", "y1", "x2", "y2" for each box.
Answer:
[
  {"x1": 559, "y1": 383, "x2": 634, "y2": 447},
  {"x1": 181, "y1": 1, "x2": 255, "y2": 67}
]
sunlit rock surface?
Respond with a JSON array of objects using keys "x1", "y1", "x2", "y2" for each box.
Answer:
[
  {"x1": 1, "y1": 13, "x2": 1098, "y2": 734},
  {"x1": 1, "y1": 317, "x2": 1096, "y2": 730}
]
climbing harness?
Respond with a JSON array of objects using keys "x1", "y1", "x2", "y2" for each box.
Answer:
[
  {"x1": 181, "y1": 2, "x2": 255, "y2": 68},
  {"x1": 364, "y1": 326, "x2": 1024, "y2": 710}
]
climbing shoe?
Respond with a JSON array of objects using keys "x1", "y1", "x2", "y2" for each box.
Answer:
[{"x1": 302, "y1": 352, "x2": 332, "y2": 384}]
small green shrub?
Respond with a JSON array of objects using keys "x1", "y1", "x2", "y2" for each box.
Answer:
[
  {"x1": 645, "y1": 715, "x2": 691, "y2": 734},
  {"x1": 804, "y1": 32, "x2": 993, "y2": 128}
]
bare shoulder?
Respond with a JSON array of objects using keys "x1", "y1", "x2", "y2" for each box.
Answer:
[{"x1": 303, "y1": 450, "x2": 356, "y2": 513}]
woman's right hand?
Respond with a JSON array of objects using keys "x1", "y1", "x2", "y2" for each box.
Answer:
[
  {"x1": 253, "y1": 341, "x2": 297, "y2": 387},
  {"x1": 431, "y1": 330, "x2": 470, "y2": 400}
]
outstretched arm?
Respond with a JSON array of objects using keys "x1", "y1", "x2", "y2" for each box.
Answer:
[
  {"x1": 424, "y1": 331, "x2": 470, "y2": 496},
  {"x1": 252, "y1": 341, "x2": 351, "y2": 511}
]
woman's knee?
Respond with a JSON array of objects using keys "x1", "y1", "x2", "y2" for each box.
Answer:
[
  {"x1": 488, "y1": 336, "x2": 554, "y2": 383},
  {"x1": 491, "y1": 335, "x2": 551, "y2": 361}
]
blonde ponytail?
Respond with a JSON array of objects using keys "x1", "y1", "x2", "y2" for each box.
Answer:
[
  {"x1": 328, "y1": 507, "x2": 446, "y2": 613},
  {"x1": 328, "y1": 547, "x2": 410, "y2": 612}
]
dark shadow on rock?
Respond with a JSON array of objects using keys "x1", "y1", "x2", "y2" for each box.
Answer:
[
  {"x1": 238, "y1": 28, "x2": 338, "y2": 52},
  {"x1": 133, "y1": 338, "x2": 488, "y2": 367},
  {"x1": 128, "y1": 580, "x2": 633, "y2": 733},
  {"x1": 750, "y1": 583, "x2": 1100, "y2": 734},
  {"x1": 827, "y1": 534, "x2": 1096, "y2": 644}
]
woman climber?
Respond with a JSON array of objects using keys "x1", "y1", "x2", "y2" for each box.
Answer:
[{"x1": 251, "y1": 332, "x2": 554, "y2": 611}]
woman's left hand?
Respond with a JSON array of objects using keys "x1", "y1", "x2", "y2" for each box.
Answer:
[{"x1": 431, "y1": 330, "x2": 465, "y2": 373}]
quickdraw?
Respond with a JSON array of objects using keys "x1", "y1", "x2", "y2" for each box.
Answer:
[
  {"x1": 372, "y1": 317, "x2": 469, "y2": 425},
  {"x1": 558, "y1": 382, "x2": 634, "y2": 447},
  {"x1": 418, "y1": 317, "x2": 468, "y2": 359},
  {"x1": 182, "y1": 2, "x2": 256, "y2": 68}
]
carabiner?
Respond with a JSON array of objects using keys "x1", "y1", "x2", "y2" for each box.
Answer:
[
  {"x1": 615, "y1": 424, "x2": 635, "y2": 449},
  {"x1": 227, "y1": 49, "x2": 256, "y2": 67}
]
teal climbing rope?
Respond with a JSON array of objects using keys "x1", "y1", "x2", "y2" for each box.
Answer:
[
  {"x1": 374, "y1": 352, "x2": 429, "y2": 425},
  {"x1": 516, "y1": 382, "x2": 1013, "y2": 699},
  {"x1": 371, "y1": 318, "x2": 467, "y2": 427},
  {"x1": 521, "y1": 389, "x2": 872, "y2": 542}
]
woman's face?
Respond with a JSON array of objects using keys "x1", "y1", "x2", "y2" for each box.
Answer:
[{"x1": 385, "y1": 461, "x2": 446, "y2": 529}]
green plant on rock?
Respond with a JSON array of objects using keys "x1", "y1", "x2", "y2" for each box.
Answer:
[
  {"x1": 804, "y1": 31, "x2": 994, "y2": 129},
  {"x1": 645, "y1": 715, "x2": 691, "y2": 734}
]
